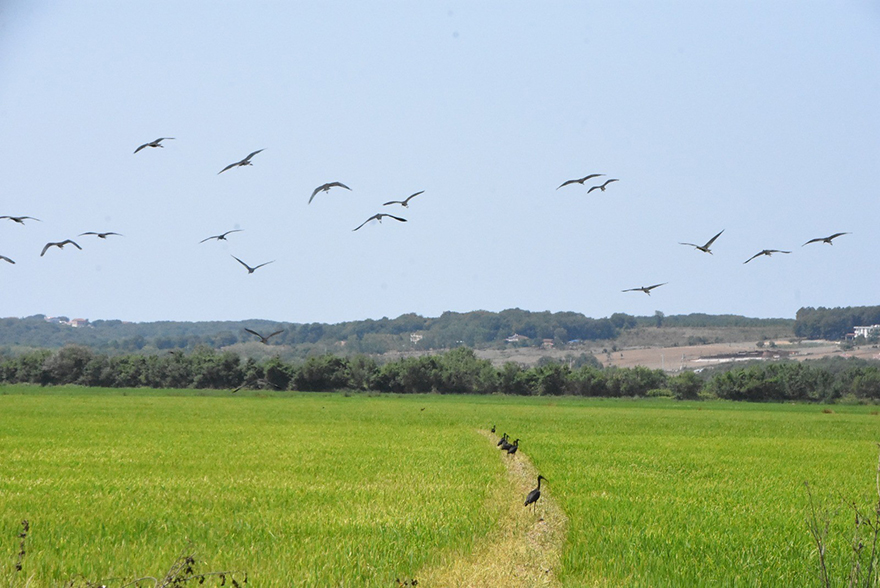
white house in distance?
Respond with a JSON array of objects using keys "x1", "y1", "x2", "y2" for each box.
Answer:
[
  {"x1": 505, "y1": 333, "x2": 529, "y2": 343},
  {"x1": 853, "y1": 325, "x2": 880, "y2": 339}
]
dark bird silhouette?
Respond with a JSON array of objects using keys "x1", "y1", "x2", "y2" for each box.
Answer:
[
  {"x1": 352, "y1": 213, "x2": 407, "y2": 232},
  {"x1": 79, "y1": 232, "x2": 123, "y2": 239},
  {"x1": 244, "y1": 328, "x2": 284, "y2": 344},
  {"x1": 803, "y1": 232, "x2": 850, "y2": 246},
  {"x1": 557, "y1": 174, "x2": 604, "y2": 190},
  {"x1": 743, "y1": 249, "x2": 791, "y2": 264},
  {"x1": 383, "y1": 190, "x2": 425, "y2": 208},
  {"x1": 230, "y1": 384, "x2": 245, "y2": 394},
  {"x1": 587, "y1": 179, "x2": 619, "y2": 193},
  {"x1": 231, "y1": 255, "x2": 274, "y2": 274},
  {"x1": 679, "y1": 230, "x2": 724, "y2": 254},
  {"x1": 497, "y1": 433, "x2": 508, "y2": 447},
  {"x1": 0, "y1": 255, "x2": 14, "y2": 264},
  {"x1": 0, "y1": 216, "x2": 40, "y2": 225},
  {"x1": 524, "y1": 475, "x2": 547, "y2": 510},
  {"x1": 134, "y1": 137, "x2": 174, "y2": 154},
  {"x1": 218, "y1": 149, "x2": 265, "y2": 174},
  {"x1": 507, "y1": 439, "x2": 519, "y2": 455},
  {"x1": 490, "y1": 424, "x2": 496, "y2": 433},
  {"x1": 309, "y1": 182, "x2": 351, "y2": 204},
  {"x1": 200, "y1": 229, "x2": 243, "y2": 243},
  {"x1": 500, "y1": 437, "x2": 512, "y2": 451},
  {"x1": 622, "y1": 283, "x2": 667, "y2": 295},
  {"x1": 40, "y1": 240, "x2": 82, "y2": 257}
]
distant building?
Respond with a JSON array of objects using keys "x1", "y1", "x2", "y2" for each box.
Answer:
[
  {"x1": 410, "y1": 333, "x2": 424, "y2": 344},
  {"x1": 505, "y1": 333, "x2": 529, "y2": 343},
  {"x1": 853, "y1": 325, "x2": 880, "y2": 339},
  {"x1": 67, "y1": 318, "x2": 90, "y2": 328},
  {"x1": 44, "y1": 316, "x2": 67, "y2": 324},
  {"x1": 542, "y1": 339, "x2": 554, "y2": 349}
]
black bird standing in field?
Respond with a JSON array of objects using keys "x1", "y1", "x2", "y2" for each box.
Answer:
[
  {"x1": 383, "y1": 190, "x2": 425, "y2": 208},
  {"x1": 524, "y1": 475, "x2": 547, "y2": 511},
  {"x1": 500, "y1": 436, "x2": 513, "y2": 451},
  {"x1": 622, "y1": 283, "x2": 667, "y2": 295},
  {"x1": 803, "y1": 232, "x2": 850, "y2": 246},
  {"x1": 587, "y1": 178, "x2": 619, "y2": 193},
  {"x1": 244, "y1": 328, "x2": 284, "y2": 344},
  {"x1": 200, "y1": 229, "x2": 243, "y2": 243},
  {"x1": 557, "y1": 174, "x2": 604, "y2": 190},
  {"x1": 507, "y1": 439, "x2": 519, "y2": 455},
  {"x1": 218, "y1": 149, "x2": 265, "y2": 174},
  {"x1": 79, "y1": 232, "x2": 123, "y2": 239},
  {"x1": 309, "y1": 181, "x2": 351, "y2": 204},
  {"x1": 490, "y1": 424, "x2": 496, "y2": 433},
  {"x1": 679, "y1": 230, "x2": 724, "y2": 254},
  {"x1": 497, "y1": 433, "x2": 508, "y2": 447},
  {"x1": 352, "y1": 213, "x2": 407, "y2": 232},
  {"x1": 231, "y1": 255, "x2": 274, "y2": 274},
  {"x1": 0, "y1": 216, "x2": 40, "y2": 225},
  {"x1": 40, "y1": 240, "x2": 82, "y2": 257},
  {"x1": 743, "y1": 249, "x2": 791, "y2": 264},
  {"x1": 134, "y1": 137, "x2": 174, "y2": 154}
]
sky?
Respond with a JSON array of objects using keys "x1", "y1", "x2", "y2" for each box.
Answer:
[{"x1": 0, "y1": 2, "x2": 878, "y2": 324}]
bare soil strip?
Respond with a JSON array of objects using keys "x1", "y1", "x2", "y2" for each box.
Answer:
[{"x1": 418, "y1": 430, "x2": 568, "y2": 587}]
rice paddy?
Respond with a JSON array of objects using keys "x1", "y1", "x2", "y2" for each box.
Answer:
[{"x1": 0, "y1": 386, "x2": 877, "y2": 586}]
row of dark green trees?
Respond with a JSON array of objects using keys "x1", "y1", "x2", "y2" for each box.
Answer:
[{"x1": 1, "y1": 345, "x2": 879, "y2": 402}]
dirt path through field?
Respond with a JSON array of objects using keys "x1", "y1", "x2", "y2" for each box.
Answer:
[{"x1": 417, "y1": 430, "x2": 568, "y2": 587}]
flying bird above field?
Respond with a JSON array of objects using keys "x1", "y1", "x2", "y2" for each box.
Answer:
[
  {"x1": 133, "y1": 137, "x2": 174, "y2": 154},
  {"x1": 0, "y1": 216, "x2": 40, "y2": 224},
  {"x1": 679, "y1": 230, "x2": 724, "y2": 254},
  {"x1": 803, "y1": 232, "x2": 850, "y2": 246},
  {"x1": 309, "y1": 182, "x2": 351, "y2": 204},
  {"x1": 383, "y1": 191, "x2": 425, "y2": 208},
  {"x1": 40, "y1": 240, "x2": 82, "y2": 257},
  {"x1": 231, "y1": 255, "x2": 274, "y2": 274},
  {"x1": 352, "y1": 213, "x2": 407, "y2": 232},
  {"x1": 743, "y1": 249, "x2": 791, "y2": 264},
  {"x1": 200, "y1": 229, "x2": 243, "y2": 243},
  {"x1": 0, "y1": 255, "x2": 14, "y2": 264},
  {"x1": 244, "y1": 328, "x2": 284, "y2": 344},
  {"x1": 218, "y1": 149, "x2": 265, "y2": 174},
  {"x1": 79, "y1": 232, "x2": 123, "y2": 239},
  {"x1": 557, "y1": 174, "x2": 604, "y2": 190},
  {"x1": 587, "y1": 179, "x2": 619, "y2": 193},
  {"x1": 622, "y1": 283, "x2": 667, "y2": 295}
]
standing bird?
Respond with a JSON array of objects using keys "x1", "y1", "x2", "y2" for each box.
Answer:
[
  {"x1": 218, "y1": 149, "x2": 265, "y2": 174},
  {"x1": 309, "y1": 182, "x2": 351, "y2": 204},
  {"x1": 231, "y1": 255, "x2": 274, "y2": 274},
  {"x1": 244, "y1": 328, "x2": 284, "y2": 345},
  {"x1": 496, "y1": 433, "x2": 508, "y2": 447},
  {"x1": 352, "y1": 213, "x2": 407, "y2": 232},
  {"x1": 743, "y1": 249, "x2": 791, "y2": 264},
  {"x1": 499, "y1": 436, "x2": 512, "y2": 451},
  {"x1": 524, "y1": 475, "x2": 547, "y2": 510},
  {"x1": 507, "y1": 439, "x2": 519, "y2": 455},
  {"x1": 622, "y1": 283, "x2": 667, "y2": 295},
  {"x1": 679, "y1": 230, "x2": 724, "y2": 254},
  {"x1": 557, "y1": 174, "x2": 604, "y2": 190},
  {"x1": 0, "y1": 255, "x2": 14, "y2": 264},
  {"x1": 200, "y1": 229, "x2": 243, "y2": 243},
  {"x1": 803, "y1": 232, "x2": 850, "y2": 246},
  {"x1": 587, "y1": 179, "x2": 619, "y2": 193},
  {"x1": 40, "y1": 240, "x2": 82, "y2": 257},
  {"x1": 79, "y1": 232, "x2": 123, "y2": 239},
  {"x1": 0, "y1": 216, "x2": 40, "y2": 224},
  {"x1": 490, "y1": 424, "x2": 496, "y2": 433},
  {"x1": 133, "y1": 137, "x2": 174, "y2": 154},
  {"x1": 383, "y1": 190, "x2": 425, "y2": 208}
]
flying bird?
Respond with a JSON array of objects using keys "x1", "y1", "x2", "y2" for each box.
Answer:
[
  {"x1": 557, "y1": 174, "x2": 605, "y2": 190},
  {"x1": 309, "y1": 182, "x2": 351, "y2": 204},
  {"x1": 134, "y1": 137, "x2": 174, "y2": 154},
  {"x1": 622, "y1": 283, "x2": 667, "y2": 295},
  {"x1": 587, "y1": 179, "x2": 619, "y2": 193},
  {"x1": 40, "y1": 240, "x2": 82, "y2": 257},
  {"x1": 743, "y1": 249, "x2": 791, "y2": 264},
  {"x1": 244, "y1": 328, "x2": 284, "y2": 344},
  {"x1": 0, "y1": 216, "x2": 40, "y2": 225},
  {"x1": 524, "y1": 475, "x2": 547, "y2": 511},
  {"x1": 218, "y1": 149, "x2": 265, "y2": 174},
  {"x1": 200, "y1": 229, "x2": 243, "y2": 243},
  {"x1": 352, "y1": 213, "x2": 407, "y2": 232},
  {"x1": 0, "y1": 255, "x2": 14, "y2": 264},
  {"x1": 803, "y1": 232, "x2": 850, "y2": 246},
  {"x1": 383, "y1": 191, "x2": 425, "y2": 208},
  {"x1": 679, "y1": 230, "x2": 724, "y2": 254},
  {"x1": 79, "y1": 232, "x2": 123, "y2": 239},
  {"x1": 231, "y1": 255, "x2": 274, "y2": 274}
]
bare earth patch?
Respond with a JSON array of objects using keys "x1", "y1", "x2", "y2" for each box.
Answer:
[{"x1": 418, "y1": 431, "x2": 568, "y2": 587}]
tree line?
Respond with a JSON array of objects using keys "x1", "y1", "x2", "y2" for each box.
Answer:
[
  {"x1": 1, "y1": 345, "x2": 878, "y2": 402},
  {"x1": 795, "y1": 305, "x2": 880, "y2": 340}
]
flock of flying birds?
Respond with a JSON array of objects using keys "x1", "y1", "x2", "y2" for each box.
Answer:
[
  {"x1": 556, "y1": 172, "x2": 851, "y2": 297},
  {"x1": 0, "y1": 137, "x2": 426, "y2": 272}
]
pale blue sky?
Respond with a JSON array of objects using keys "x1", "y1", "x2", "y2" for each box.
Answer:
[{"x1": 1, "y1": 2, "x2": 878, "y2": 323}]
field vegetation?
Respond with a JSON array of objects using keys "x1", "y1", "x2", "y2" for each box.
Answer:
[{"x1": 1, "y1": 387, "x2": 878, "y2": 586}]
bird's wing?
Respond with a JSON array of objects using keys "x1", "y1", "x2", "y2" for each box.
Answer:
[
  {"x1": 385, "y1": 214, "x2": 407, "y2": 222},
  {"x1": 382, "y1": 200, "x2": 402, "y2": 206},
  {"x1": 243, "y1": 148, "x2": 265, "y2": 162},
  {"x1": 79, "y1": 232, "x2": 98, "y2": 236},
  {"x1": 679, "y1": 242, "x2": 699, "y2": 248},
  {"x1": 587, "y1": 186, "x2": 601, "y2": 193},
  {"x1": 557, "y1": 179, "x2": 577, "y2": 189},
  {"x1": 253, "y1": 260, "x2": 275, "y2": 270},
  {"x1": 231, "y1": 255, "x2": 251, "y2": 270},
  {"x1": 583, "y1": 173, "x2": 604, "y2": 181},
  {"x1": 308, "y1": 185, "x2": 324, "y2": 203},
  {"x1": 267, "y1": 330, "x2": 284, "y2": 339},
  {"x1": 21, "y1": 217, "x2": 40, "y2": 222},
  {"x1": 0, "y1": 255, "x2": 14, "y2": 264},
  {"x1": 621, "y1": 287, "x2": 638, "y2": 292},
  {"x1": 221, "y1": 229, "x2": 243, "y2": 238},
  {"x1": 65, "y1": 240, "x2": 83, "y2": 250},
  {"x1": 218, "y1": 162, "x2": 238, "y2": 174},
  {"x1": 40, "y1": 243, "x2": 54, "y2": 257},
  {"x1": 647, "y1": 283, "x2": 667, "y2": 290},
  {"x1": 352, "y1": 217, "x2": 375, "y2": 231},
  {"x1": 828, "y1": 232, "x2": 850, "y2": 240},
  {"x1": 743, "y1": 252, "x2": 762, "y2": 264},
  {"x1": 403, "y1": 190, "x2": 425, "y2": 203},
  {"x1": 776, "y1": 250, "x2": 792, "y2": 254},
  {"x1": 704, "y1": 230, "x2": 724, "y2": 248},
  {"x1": 0, "y1": 216, "x2": 9, "y2": 220},
  {"x1": 331, "y1": 182, "x2": 352, "y2": 191},
  {"x1": 244, "y1": 328, "x2": 262, "y2": 338},
  {"x1": 802, "y1": 238, "x2": 823, "y2": 246},
  {"x1": 134, "y1": 143, "x2": 149, "y2": 154},
  {"x1": 199, "y1": 235, "x2": 218, "y2": 243},
  {"x1": 160, "y1": 137, "x2": 175, "y2": 142},
  {"x1": 604, "y1": 179, "x2": 620, "y2": 187},
  {"x1": 103, "y1": 232, "x2": 123, "y2": 237}
]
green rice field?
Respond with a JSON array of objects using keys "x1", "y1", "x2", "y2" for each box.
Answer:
[{"x1": 1, "y1": 385, "x2": 878, "y2": 587}]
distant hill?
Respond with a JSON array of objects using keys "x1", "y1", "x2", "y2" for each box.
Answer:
[{"x1": 0, "y1": 310, "x2": 794, "y2": 356}]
